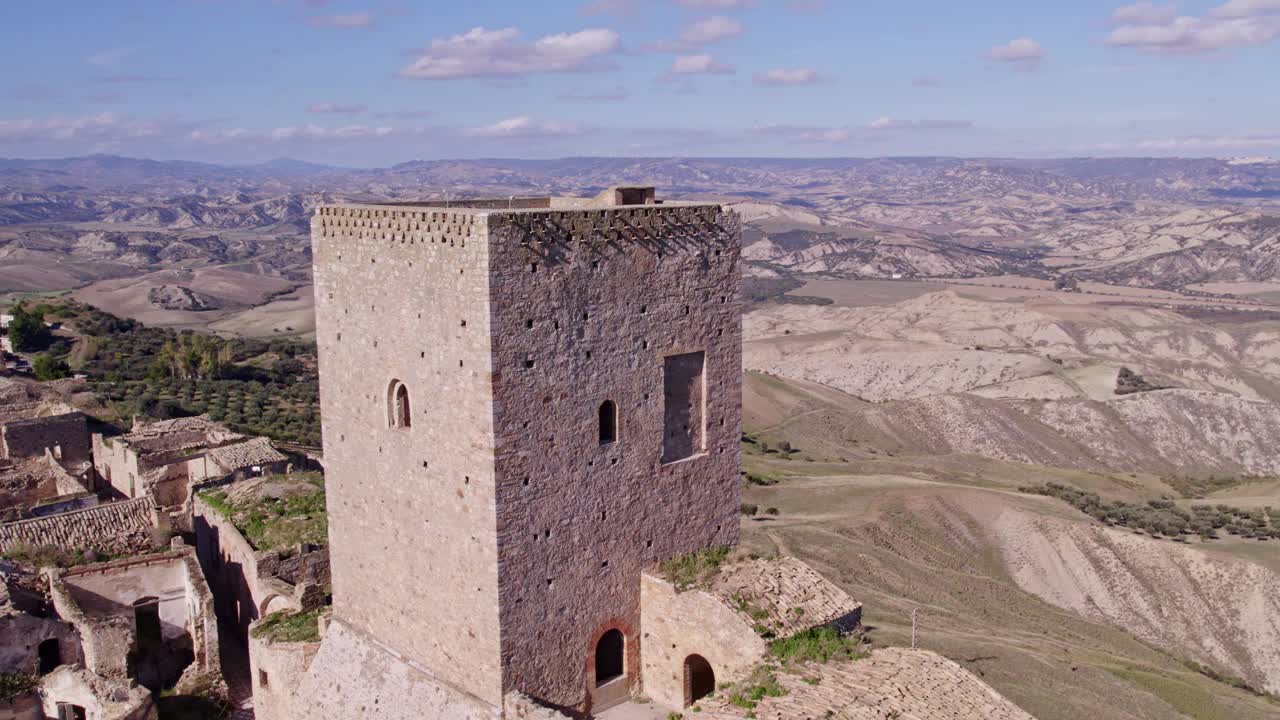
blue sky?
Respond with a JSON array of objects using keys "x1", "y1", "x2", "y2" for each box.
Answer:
[{"x1": 2, "y1": 0, "x2": 1279, "y2": 166}]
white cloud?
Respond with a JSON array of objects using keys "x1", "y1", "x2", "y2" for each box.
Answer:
[
  {"x1": 649, "y1": 15, "x2": 744, "y2": 51},
  {"x1": 1104, "y1": 1, "x2": 1280, "y2": 53},
  {"x1": 986, "y1": 37, "x2": 1044, "y2": 67},
  {"x1": 1212, "y1": 0, "x2": 1280, "y2": 18},
  {"x1": 667, "y1": 53, "x2": 734, "y2": 76},
  {"x1": 579, "y1": 0, "x2": 638, "y2": 15},
  {"x1": 306, "y1": 12, "x2": 373, "y2": 28},
  {"x1": 676, "y1": 0, "x2": 752, "y2": 9},
  {"x1": 753, "y1": 68, "x2": 820, "y2": 86},
  {"x1": 0, "y1": 113, "x2": 180, "y2": 143},
  {"x1": 400, "y1": 27, "x2": 620, "y2": 79},
  {"x1": 1111, "y1": 2, "x2": 1178, "y2": 25},
  {"x1": 373, "y1": 110, "x2": 434, "y2": 119},
  {"x1": 85, "y1": 48, "x2": 130, "y2": 67},
  {"x1": 307, "y1": 103, "x2": 368, "y2": 115},
  {"x1": 754, "y1": 125, "x2": 850, "y2": 143},
  {"x1": 784, "y1": 0, "x2": 828, "y2": 12},
  {"x1": 463, "y1": 116, "x2": 587, "y2": 138},
  {"x1": 1092, "y1": 130, "x2": 1280, "y2": 151},
  {"x1": 681, "y1": 15, "x2": 744, "y2": 44},
  {"x1": 866, "y1": 117, "x2": 974, "y2": 130},
  {"x1": 191, "y1": 124, "x2": 401, "y2": 143},
  {"x1": 558, "y1": 87, "x2": 629, "y2": 101}
]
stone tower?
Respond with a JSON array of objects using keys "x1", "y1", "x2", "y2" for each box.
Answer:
[{"x1": 310, "y1": 187, "x2": 741, "y2": 713}]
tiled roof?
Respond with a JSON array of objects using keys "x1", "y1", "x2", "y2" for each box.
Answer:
[
  {"x1": 710, "y1": 557, "x2": 861, "y2": 637},
  {"x1": 209, "y1": 437, "x2": 288, "y2": 472}
]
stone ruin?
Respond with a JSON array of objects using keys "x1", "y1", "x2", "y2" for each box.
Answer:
[{"x1": 266, "y1": 186, "x2": 1036, "y2": 719}]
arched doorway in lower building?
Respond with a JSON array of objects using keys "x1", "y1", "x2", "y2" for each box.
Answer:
[
  {"x1": 683, "y1": 654, "x2": 715, "y2": 707},
  {"x1": 594, "y1": 628, "x2": 625, "y2": 687},
  {"x1": 589, "y1": 627, "x2": 629, "y2": 711}
]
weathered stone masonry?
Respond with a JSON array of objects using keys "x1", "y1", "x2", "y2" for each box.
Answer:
[{"x1": 309, "y1": 193, "x2": 741, "y2": 713}]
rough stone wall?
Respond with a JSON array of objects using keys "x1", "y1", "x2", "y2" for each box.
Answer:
[
  {"x1": 192, "y1": 493, "x2": 319, "y2": 645},
  {"x1": 0, "y1": 611, "x2": 82, "y2": 675},
  {"x1": 264, "y1": 547, "x2": 330, "y2": 588},
  {"x1": 0, "y1": 692, "x2": 40, "y2": 720},
  {"x1": 0, "y1": 497, "x2": 157, "y2": 554},
  {"x1": 290, "y1": 619, "x2": 503, "y2": 720},
  {"x1": 48, "y1": 549, "x2": 220, "y2": 681},
  {"x1": 638, "y1": 571, "x2": 766, "y2": 710},
  {"x1": 92, "y1": 435, "x2": 141, "y2": 499},
  {"x1": 38, "y1": 665, "x2": 156, "y2": 720},
  {"x1": 247, "y1": 629, "x2": 320, "y2": 720},
  {"x1": 486, "y1": 204, "x2": 743, "y2": 708},
  {"x1": 1, "y1": 413, "x2": 89, "y2": 466},
  {"x1": 311, "y1": 205, "x2": 503, "y2": 706},
  {"x1": 46, "y1": 573, "x2": 132, "y2": 679}
]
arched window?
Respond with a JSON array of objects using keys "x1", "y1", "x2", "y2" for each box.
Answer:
[
  {"x1": 598, "y1": 400, "x2": 617, "y2": 445},
  {"x1": 594, "y1": 628, "x2": 625, "y2": 687},
  {"x1": 683, "y1": 654, "x2": 715, "y2": 707},
  {"x1": 388, "y1": 380, "x2": 412, "y2": 429}
]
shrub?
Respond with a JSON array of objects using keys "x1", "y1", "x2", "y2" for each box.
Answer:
[
  {"x1": 0, "y1": 673, "x2": 36, "y2": 701},
  {"x1": 726, "y1": 666, "x2": 788, "y2": 710},
  {"x1": 740, "y1": 504, "x2": 759, "y2": 516},
  {"x1": 252, "y1": 609, "x2": 322, "y2": 643},
  {"x1": 660, "y1": 546, "x2": 731, "y2": 590},
  {"x1": 770, "y1": 626, "x2": 866, "y2": 665},
  {"x1": 32, "y1": 354, "x2": 71, "y2": 381},
  {"x1": 765, "y1": 507, "x2": 780, "y2": 516}
]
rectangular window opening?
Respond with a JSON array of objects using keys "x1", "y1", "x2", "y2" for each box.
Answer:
[{"x1": 661, "y1": 351, "x2": 707, "y2": 464}]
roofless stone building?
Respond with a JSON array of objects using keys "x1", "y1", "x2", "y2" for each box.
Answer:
[{"x1": 302, "y1": 187, "x2": 743, "y2": 715}]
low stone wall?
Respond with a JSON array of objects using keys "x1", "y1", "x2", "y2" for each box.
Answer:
[
  {"x1": 0, "y1": 692, "x2": 40, "y2": 720},
  {"x1": 0, "y1": 497, "x2": 159, "y2": 554},
  {"x1": 1, "y1": 412, "x2": 89, "y2": 465},
  {"x1": 38, "y1": 664, "x2": 156, "y2": 720},
  {"x1": 639, "y1": 571, "x2": 768, "y2": 710},
  {"x1": 289, "y1": 620, "x2": 503, "y2": 720},
  {"x1": 0, "y1": 609, "x2": 82, "y2": 675},
  {"x1": 247, "y1": 621, "x2": 322, "y2": 720},
  {"x1": 192, "y1": 493, "x2": 316, "y2": 645}
]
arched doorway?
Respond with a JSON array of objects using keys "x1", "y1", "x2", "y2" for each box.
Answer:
[
  {"x1": 38, "y1": 638, "x2": 61, "y2": 674},
  {"x1": 594, "y1": 629, "x2": 624, "y2": 686},
  {"x1": 590, "y1": 627, "x2": 629, "y2": 711},
  {"x1": 683, "y1": 654, "x2": 715, "y2": 707}
]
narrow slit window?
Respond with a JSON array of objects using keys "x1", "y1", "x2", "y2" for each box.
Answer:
[
  {"x1": 388, "y1": 380, "x2": 412, "y2": 429},
  {"x1": 599, "y1": 400, "x2": 618, "y2": 445}
]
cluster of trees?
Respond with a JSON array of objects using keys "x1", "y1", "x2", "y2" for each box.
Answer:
[
  {"x1": 31, "y1": 302, "x2": 324, "y2": 446},
  {"x1": 5, "y1": 302, "x2": 52, "y2": 352},
  {"x1": 150, "y1": 333, "x2": 234, "y2": 381},
  {"x1": 1023, "y1": 482, "x2": 1280, "y2": 541}
]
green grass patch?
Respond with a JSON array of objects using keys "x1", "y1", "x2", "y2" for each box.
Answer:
[
  {"x1": 725, "y1": 665, "x2": 788, "y2": 710},
  {"x1": 770, "y1": 626, "x2": 867, "y2": 665},
  {"x1": 0, "y1": 673, "x2": 35, "y2": 701},
  {"x1": 1105, "y1": 665, "x2": 1248, "y2": 720},
  {"x1": 1, "y1": 542, "x2": 127, "y2": 569},
  {"x1": 659, "y1": 545, "x2": 730, "y2": 590},
  {"x1": 251, "y1": 608, "x2": 322, "y2": 643},
  {"x1": 199, "y1": 473, "x2": 326, "y2": 553}
]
